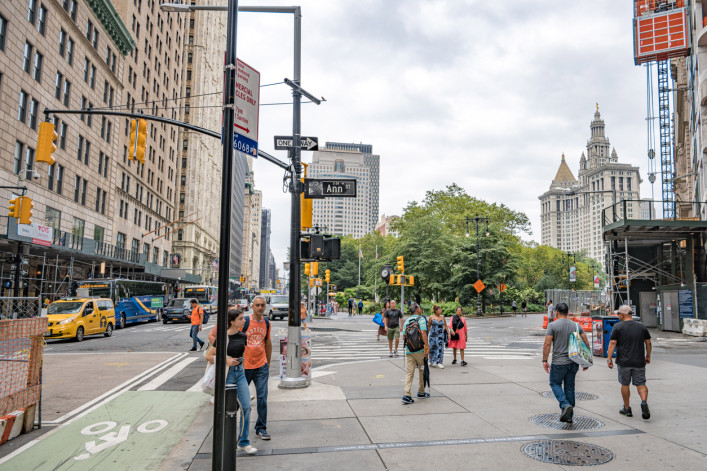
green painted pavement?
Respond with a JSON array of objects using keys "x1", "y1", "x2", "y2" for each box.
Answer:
[{"x1": 4, "y1": 391, "x2": 209, "y2": 470}]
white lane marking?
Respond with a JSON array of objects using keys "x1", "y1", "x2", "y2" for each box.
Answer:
[
  {"x1": 0, "y1": 353, "x2": 188, "y2": 466},
  {"x1": 136, "y1": 357, "x2": 198, "y2": 391}
]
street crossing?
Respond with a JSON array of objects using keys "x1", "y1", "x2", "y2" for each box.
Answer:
[{"x1": 309, "y1": 330, "x2": 543, "y2": 362}]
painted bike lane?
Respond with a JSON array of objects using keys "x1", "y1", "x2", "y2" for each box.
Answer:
[{"x1": 2, "y1": 391, "x2": 209, "y2": 470}]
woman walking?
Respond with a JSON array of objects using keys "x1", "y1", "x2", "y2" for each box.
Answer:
[
  {"x1": 449, "y1": 307, "x2": 468, "y2": 366},
  {"x1": 377, "y1": 300, "x2": 389, "y2": 341},
  {"x1": 428, "y1": 305, "x2": 450, "y2": 368},
  {"x1": 205, "y1": 308, "x2": 256, "y2": 454}
]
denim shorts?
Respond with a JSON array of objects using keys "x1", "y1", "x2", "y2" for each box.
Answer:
[{"x1": 617, "y1": 365, "x2": 646, "y2": 386}]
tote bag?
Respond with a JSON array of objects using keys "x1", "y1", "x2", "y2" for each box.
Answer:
[
  {"x1": 201, "y1": 364, "x2": 216, "y2": 395},
  {"x1": 568, "y1": 323, "x2": 593, "y2": 367},
  {"x1": 372, "y1": 312, "x2": 385, "y2": 327}
]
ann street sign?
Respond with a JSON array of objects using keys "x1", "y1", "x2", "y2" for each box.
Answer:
[
  {"x1": 274, "y1": 136, "x2": 319, "y2": 151},
  {"x1": 304, "y1": 178, "x2": 357, "y2": 199}
]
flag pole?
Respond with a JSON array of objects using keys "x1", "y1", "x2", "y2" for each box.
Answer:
[{"x1": 358, "y1": 244, "x2": 361, "y2": 286}]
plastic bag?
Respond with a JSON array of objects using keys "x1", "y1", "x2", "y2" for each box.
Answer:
[
  {"x1": 568, "y1": 323, "x2": 593, "y2": 367},
  {"x1": 201, "y1": 364, "x2": 216, "y2": 395},
  {"x1": 372, "y1": 312, "x2": 385, "y2": 327}
]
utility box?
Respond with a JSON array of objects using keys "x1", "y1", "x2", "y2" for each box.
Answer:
[{"x1": 592, "y1": 316, "x2": 620, "y2": 358}]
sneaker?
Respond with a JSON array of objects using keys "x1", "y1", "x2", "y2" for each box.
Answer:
[
  {"x1": 189, "y1": 347, "x2": 197, "y2": 352},
  {"x1": 560, "y1": 405, "x2": 573, "y2": 422},
  {"x1": 641, "y1": 401, "x2": 650, "y2": 420},
  {"x1": 451, "y1": 359, "x2": 457, "y2": 365},
  {"x1": 237, "y1": 445, "x2": 258, "y2": 455},
  {"x1": 394, "y1": 350, "x2": 399, "y2": 357},
  {"x1": 199, "y1": 342, "x2": 205, "y2": 351},
  {"x1": 417, "y1": 392, "x2": 430, "y2": 399},
  {"x1": 389, "y1": 352, "x2": 393, "y2": 357},
  {"x1": 256, "y1": 430, "x2": 271, "y2": 440},
  {"x1": 438, "y1": 364, "x2": 444, "y2": 369},
  {"x1": 401, "y1": 395, "x2": 414, "y2": 405},
  {"x1": 460, "y1": 361, "x2": 468, "y2": 366},
  {"x1": 619, "y1": 406, "x2": 633, "y2": 417}
]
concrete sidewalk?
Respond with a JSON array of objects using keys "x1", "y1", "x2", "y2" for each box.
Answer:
[{"x1": 167, "y1": 351, "x2": 707, "y2": 470}]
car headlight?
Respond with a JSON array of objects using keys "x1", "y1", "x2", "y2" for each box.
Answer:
[{"x1": 59, "y1": 317, "x2": 75, "y2": 325}]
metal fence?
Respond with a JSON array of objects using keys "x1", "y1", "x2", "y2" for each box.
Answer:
[
  {"x1": 545, "y1": 290, "x2": 608, "y2": 316},
  {"x1": 0, "y1": 297, "x2": 42, "y2": 320}
]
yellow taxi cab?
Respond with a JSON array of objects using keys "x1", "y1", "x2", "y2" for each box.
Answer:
[{"x1": 45, "y1": 298, "x2": 116, "y2": 341}]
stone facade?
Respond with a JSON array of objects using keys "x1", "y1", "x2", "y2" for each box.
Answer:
[
  {"x1": 375, "y1": 213, "x2": 399, "y2": 237},
  {"x1": 0, "y1": 0, "x2": 131, "y2": 248},
  {"x1": 539, "y1": 110, "x2": 643, "y2": 266}
]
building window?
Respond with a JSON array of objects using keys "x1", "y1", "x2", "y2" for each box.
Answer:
[
  {"x1": 66, "y1": 38, "x2": 74, "y2": 65},
  {"x1": 63, "y1": 80, "x2": 71, "y2": 106},
  {"x1": 47, "y1": 163, "x2": 55, "y2": 191},
  {"x1": 22, "y1": 42, "x2": 33, "y2": 73},
  {"x1": 131, "y1": 238, "x2": 139, "y2": 254},
  {"x1": 81, "y1": 179, "x2": 87, "y2": 205},
  {"x1": 27, "y1": 0, "x2": 37, "y2": 25},
  {"x1": 89, "y1": 65, "x2": 96, "y2": 89},
  {"x1": 17, "y1": 90, "x2": 28, "y2": 123},
  {"x1": 84, "y1": 140, "x2": 90, "y2": 164},
  {"x1": 94, "y1": 225, "x2": 104, "y2": 243},
  {"x1": 59, "y1": 121, "x2": 67, "y2": 149},
  {"x1": 74, "y1": 176, "x2": 80, "y2": 202},
  {"x1": 0, "y1": 14, "x2": 7, "y2": 51},
  {"x1": 627, "y1": 177, "x2": 632, "y2": 192},
  {"x1": 59, "y1": 29, "x2": 66, "y2": 56},
  {"x1": 32, "y1": 51, "x2": 42, "y2": 82},
  {"x1": 116, "y1": 232, "x2": 125, "y2": 250},
  {"x1": 36, "y1": 3, "x2": 46, "y2": 35},
  {"x1": 54, "y1": 72, "x2": 63, "y2": 99},
  {"x1": 14, "y1": 142, "x2": 24, "y2": 175},
  {"x1": 72, "y1": 217, "x2": 85, "y2": 239},
  {"x1": 45, "y1": 207, "x2": 61, "y2": 231},
  {"x1": 56, "y1": 165, "x2": 63, "y2": 193}
]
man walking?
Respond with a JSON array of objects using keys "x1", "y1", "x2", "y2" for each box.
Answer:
[
  {"x1": 542, "y1": 302, "x2": 590, "y2": 423},
  {"x1": 546, "y1": 299, "x2": 555, "y2": 321},
  {"x1": 521, "y1": 300, "x2": 528, "y2": 317},
  {"x1": 348, "y1": 297, "x2": 354, "y2": 316},
  {"x1": 244, "y1": 295, "x2": 272, "y2": 440},
  {"x1": 401, "y1": 303, "x2": 429, "y2": 405},
  {"x1": 357, "y1": 299, "x2": 364, "y2": 315},
  {"x1": 384, "y1": 299, "x2": 404, "y2": 357},
  {"x1": 188, "y1": 298, "x2": 205, "y2": 352},
  {"x1": 607, "y1": 305, "x2": 652, "y2": 419}
]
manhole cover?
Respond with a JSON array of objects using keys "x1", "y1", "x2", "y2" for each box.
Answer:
[
  {"x1": 521, "y1": 440, "x2": 613, "y2": 466},
  {"x1": 540, "y1": 391, "x2": 599, "y2": 401},
  {"x1": 529, "y1": 414, "x2": 604, "y2": 430}
]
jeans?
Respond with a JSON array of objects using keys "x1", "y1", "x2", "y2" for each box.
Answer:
[
  {"x1": 226, "y1": 365, "x2": 251, "y2": 447},
  {"x1": 549, "y1": 363, "x2": 579, "y2": 414},
  {"x1": 244, "y1": 363, "x2": 269, "y2": 433},
  {"x1": 190, "y1": 325, "x2": 203, "y2": 349}
]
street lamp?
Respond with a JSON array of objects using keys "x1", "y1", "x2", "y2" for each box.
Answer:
[{"x1": 465, "y1": 215, "x2": 489, "y2": 316}]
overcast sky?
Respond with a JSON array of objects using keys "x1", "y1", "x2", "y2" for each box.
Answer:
[{"x1": 234, "y1": 0, "x2": 652, "y2": 272}]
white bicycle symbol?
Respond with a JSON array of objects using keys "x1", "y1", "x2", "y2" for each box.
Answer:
[{"x1": 74, "y1": 419, "x2": 168, "y2": 461}]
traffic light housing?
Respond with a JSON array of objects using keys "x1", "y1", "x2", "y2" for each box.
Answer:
[
  {"x1": 304, "y1": 262, "x2": 311, "y2": 276},
  {"x1": 325, "y1": 269, "x2": 330, "y2": 283},
  {"x1": 36, "y1": 122, "x2": 58, "y2": 165},
  {"x1": 312, "y1": 262, "x2": 319, "y2": 276},
  {"x1": 396, "y1": 255, "x2": 404, "y2": 272},
  {"x1": 408, "y1": 275, "x2": 414, "y2": 286},
  {"x1": 239, "y1": 275, "x2": 245, "y2": 283},
  {"x1": 18, "y1": 196, "x2": 33, "y2": 225},
  {"x1": 135, "y1": 119, "x2": 147, "y2": 164},
  {"x1": 128, "y1": 119, "x2": 137, "y2": 160},
  {"x1": 300, "y1": 182, "x2": 313, "y2": 230},
  {"x1": 8, "y1": 197, "x2": 20, "y2": 219},
  {"x1": 309, "y1": 277, "x2": 314, "y2": 287}
]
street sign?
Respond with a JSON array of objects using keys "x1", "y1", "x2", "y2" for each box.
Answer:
[
  {"x1": 497, "y1": 283, "x2": 507, "y2": 293},
  {"x1": 273, "y1": 135, "x2": 318, "y2": 151},
  {"x1": 593, "y1": 276, "x2": 600, "y2": 288},
  {"x1": 233, "y1": 59, "x2": 260, "y2": 157},
  {"x1": 330, "y1": 284, "x2": 337, "y2": 291},
  {"x1": 473, "y1": 280, "x2": 485, "y2": 293},
  {"x1": 304, "y1": 178, "x2": 357, "y2": 199}
]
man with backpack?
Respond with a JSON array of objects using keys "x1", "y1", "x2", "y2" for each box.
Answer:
[
  {"x1": 401, "y1": 303, "x2": 429, "y2": 405},
  {"x1": 188, "y1": 299, "x2": 205, "y2": 352},
  {"x1": 542, "y1": 303, "x2": 590, "y2": 423}
]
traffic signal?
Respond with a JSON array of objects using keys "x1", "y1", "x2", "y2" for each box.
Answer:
[
  {"x1": 408, "y1": 275, "x2": 414, "y2": 286},
  {"x1": 325, "y1": 269, "x2": 330, "y2": 283},
  {"x1": 36, "y1": 122, "x2": 58, "y2": 165},
  {"x1": 128, "y1": 119, "x2": 137, "y2": 160},
  {"x1": 300, "y1": 182, "x2": 313, "y2": 230},
  {"x1": 18, "y1": 196, "x2": 33, "y2": 225},
  {"x1": 239, "y1": 275, "x2": 245, "y2": 283},
  {"x1": 304, "y1": 262, "x2": 311, "y2": 276},
  {"x1": 309, "y1": 277, "x2": 314, "y2": 287},
  {"x1": 396, "y1": 255, "x2": 404, "y2": 272},
  {"x1": 312, "y1": 261, "x2": 319, "y2": 276},
  {"x1": 135, "y1": 119, "x2": 147, "y2": 164},
  {"x1": 8, "y1": 197, "x2": 20, "y2": 219}
]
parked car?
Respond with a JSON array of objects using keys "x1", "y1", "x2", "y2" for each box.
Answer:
[
  {"x1": 162, "y1": 298, "x2": 198, "y2": 324},
  {"x1": 45, "y1": 298, "x2": 115, "y2": 341},
  {"x1": 268, "y1": 294, "x2": 289, "y2": 320}
]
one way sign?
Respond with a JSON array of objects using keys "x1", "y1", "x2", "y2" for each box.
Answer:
[{"x1": 274, "y1": 135, "x2": 318, "y2": 151}]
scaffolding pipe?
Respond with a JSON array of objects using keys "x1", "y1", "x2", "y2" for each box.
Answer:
[{"x1": 625, "y1": 237, "x2": 631, "y2": 307}]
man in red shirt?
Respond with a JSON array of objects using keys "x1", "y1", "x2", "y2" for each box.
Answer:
[
  {"x1": 188, "y1": 298, "x2": 205, "y2": 351},
  {"x1": 244, "y1": 295, "x2": 272, "y2": 440}
]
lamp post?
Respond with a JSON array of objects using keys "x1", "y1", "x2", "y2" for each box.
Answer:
[
  {"x1": 465, "y1": 215, "x2": 489, "y2": 316},
  {"x1": 562, "y1": 251, "x2": 577, "y2": 290}
]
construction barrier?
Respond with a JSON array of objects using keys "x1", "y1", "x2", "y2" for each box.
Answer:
[
  {"x1": 682, "y1": 319, "x2": 707, "y2": 337},
  {"x1": 543, "y1": 316, "x2": 594, "y2": 333}
]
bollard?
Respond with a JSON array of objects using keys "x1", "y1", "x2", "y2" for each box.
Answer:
[{"x1": 224, "y1": 384, "x2": 239, "y2": 468}]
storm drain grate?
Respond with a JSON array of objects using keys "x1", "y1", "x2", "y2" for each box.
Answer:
[
  {"x1": 521, "y1": 440, "x2": 613, "y2": 466},
  {"x1": 529, "y1": 414, "x2": 604, "y2": 430},
  {"x1": 540, "y1": 391, "x2": 599, "y2": 401}
]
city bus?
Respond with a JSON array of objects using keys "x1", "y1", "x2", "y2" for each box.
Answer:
[
  {"x1": 183, "y1": 285, "x2": 217, "y2": 323},
  {"x1": 78, "y1": 279, "x2": 166, "y2": 329}
]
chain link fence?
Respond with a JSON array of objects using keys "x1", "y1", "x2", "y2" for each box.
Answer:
[{"x1": 0, "y1": 297, "x2": 42, "y2": 320}]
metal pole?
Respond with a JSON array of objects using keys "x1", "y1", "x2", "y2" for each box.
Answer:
[
  {"x1": 624, "y1": 237, "x2": 631, "y2": 308},
  {"x1": 212, "y1": 0, "x2": 239, "y2": 468},
  {"x1": 476, "y1": 218, "x2": 482, "y2": 316},
  {"x1": 282, "y1": 7, "x2": 308, "y2": 389},
  {"x1": 13, "y1": 242, "x2": 22, "y2": 297}
]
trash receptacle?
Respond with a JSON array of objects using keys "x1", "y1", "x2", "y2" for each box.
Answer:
[{"x1": 591, "y1": 316, "x2": 620, "y2": 357}]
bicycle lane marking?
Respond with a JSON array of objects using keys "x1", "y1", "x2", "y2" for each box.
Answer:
[{"x1": 1, "y1": 390, "x2": 210, "y2": 470}]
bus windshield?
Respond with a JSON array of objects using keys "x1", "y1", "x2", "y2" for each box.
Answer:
[
  {"x1": 48, "y1": 302, "x2": 84, "y2": 315},
  {"x1": 184, "y1": 287, "x2": 215, "y2": 304},
  {"x1": 79, "y1": 283, "x2": 111, "y2": 299}
]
